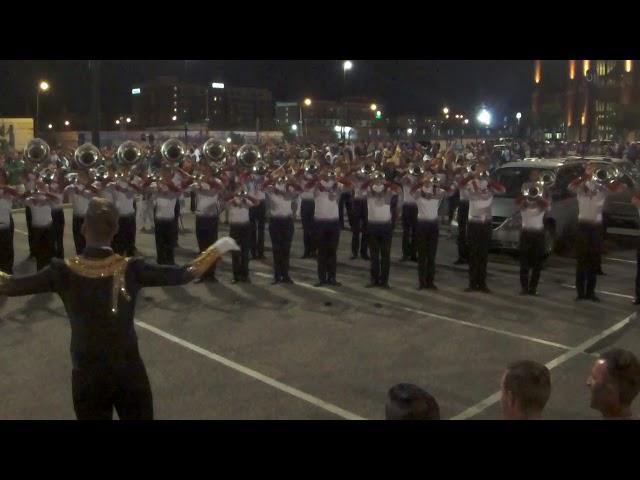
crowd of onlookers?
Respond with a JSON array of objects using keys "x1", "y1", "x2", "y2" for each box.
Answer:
[{"x1": 386, "y1": 348, "x2": 640, "y2": 420}]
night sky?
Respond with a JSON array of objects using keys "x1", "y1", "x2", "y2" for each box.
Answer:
[{"x1": 0, "y1": 60, "x2": 537, "y2": 120}]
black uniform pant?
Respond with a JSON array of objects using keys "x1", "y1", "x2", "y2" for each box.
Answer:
[
  {"x1": 339, "y1": 191, "x2": 353, "y2": 229},
  {"x1": 155, "y1": 218, "x2": 178, "y2": 265},
  {"x1": 416, "y1": 221, "x2": 439, "y2": 287},
  {"x1": 457, "y1": 200, "x2": 470, "y2": 261},
  {"x1": 402, "y1": 204, "x2": 418, "y2": 260},
  {"x1": 25, "y1": 206, "x2": 34, "y2": 255},
  {"x1": 520, "y1": 230, "x2": 545, "y2": 292},
  {"x1": 52, "y1": 209, "x2": 65, "y2": 259},
  {"x1": 0, "y1": 218, "x2": 14, "y2": 274},
  {"x1": 448, "y1": 191, "x2": 460, "y2": 224},
  {"x1": 576, "y1": 222, "x2": 601, "y2": 298},
  {"x1": 300, "y1": 199, "x2": 316, "y2": 257},
  {"x1": 230, "y1": 223, "x2": 251, "y2": 281},
  {"x1": 32, "y1": 225, "x2": 54, "y2": 271},
  {"x1": 467, "y1": 221, "x2": 491, "y2": 289},
  {"x1": 316, "y1": 220, "x2": 340, "y2": 283},
  {"x1": 112, "y1": 214, "x2": 137, "y2": 257},
  {"x1": 72, "y1": 215, "x2": 86, "y2": 255},
  {"x1": 71, "y1": 357, "x2": 153, "y2": 420},
  {"x1": 269, "y1": 217, "x2": 294, "y2": 281},
  {"x1": 391, "y1": 195, "x2": 399, "y2": 229},
  {"x1": 351, "y1": 199, "x2": 368, "y2": 258},
  {"x1": 249, "y1": 200, "x2": 266, "y2": 258},
  {"x1": 173, "y1": 201, "x2": 180, "y2": 246},
  {"x1": 368, "y1": 222, "x2": 392, "y2": 285},
  {"x1": 196, "y1": 215, "x2": 219, "y2": 280}
]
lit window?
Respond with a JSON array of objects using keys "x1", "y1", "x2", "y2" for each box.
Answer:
[
  {"x1": 625, "y1": 60, "x2": 633, "y2": 73},
  {"x1": 583, "y1": 60, "x2": 590, "y2": 76}
]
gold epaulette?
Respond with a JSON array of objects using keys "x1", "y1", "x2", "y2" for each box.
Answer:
[
  {"x1": 186, "y1": 244, "x2": 221, "y2": 278},
  {"x1": 65, "y1": 255, "x2": 131, "y2": 315}
]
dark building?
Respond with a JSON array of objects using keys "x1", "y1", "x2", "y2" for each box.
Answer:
[
  {"x1": 532, "y1": 60, "x2": 639, "y2": 141},
  {"x1": 131, "y1": 77, "x2": 274, "y2": 131}
]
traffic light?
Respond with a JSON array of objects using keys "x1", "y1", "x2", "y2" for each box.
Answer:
[{"x1": 376, "y1": 111, "x2": 382, "y2": 120}]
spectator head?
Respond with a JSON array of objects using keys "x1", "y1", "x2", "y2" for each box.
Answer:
[
  {"x1": 501, "y1": 360, "x2": 551, "y2": 420},
  {"x1": 81, "y1": 197, "x2": 120, "y2": 246},
  {"x1": 385, "y1": 383, "x2": 440, "y2": 420},
  {"x1": 587, "y1": 349, "x2": 640, "y2": 419}
]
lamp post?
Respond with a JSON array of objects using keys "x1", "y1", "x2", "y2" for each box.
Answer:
[
  {"x1": 301, "y1": 98, "x2": 312, "y2": 138},
  {"x1": 516, "y1": 112, "x2": 522, "y2": 139},
  {"x1": 342, "y1": 61, "x2": 353, "y2": 141},
  {"x1": 36, "y1": 81, "x2": 50, "y2": 137}
]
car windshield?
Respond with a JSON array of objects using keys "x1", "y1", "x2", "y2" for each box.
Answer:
[{"x1": 490, "y1": 167, "x2": 555, "y2": 197}]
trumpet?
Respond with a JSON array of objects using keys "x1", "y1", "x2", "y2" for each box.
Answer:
[
  {"x1": 407, "y1": 162, "x2": 425, "y2": 177},
  {"x1": 303, "y1": 158, "x2": 320, "y2": 175},
  {"x1": 522, "y1": 182, "x2": 544, "y2": 199}
]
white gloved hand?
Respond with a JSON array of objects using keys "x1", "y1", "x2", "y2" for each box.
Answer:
[{"x1": 213, "y1": 237, "x2": 240, "y2": 254}]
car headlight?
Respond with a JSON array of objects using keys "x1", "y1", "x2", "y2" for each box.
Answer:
[{"x1": 502, "y1": 213, "x2": 522, "y2": 230}]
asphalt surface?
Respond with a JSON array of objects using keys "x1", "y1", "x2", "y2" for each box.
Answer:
[{"x1": 1, "y1": 205, "x2": 639, "y2": 420}]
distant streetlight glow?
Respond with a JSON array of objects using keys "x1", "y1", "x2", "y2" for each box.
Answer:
[
  {"x1": 407, "y1": 128, "x2": 413, "y2": 135},
  {"x1": 64, "y1": 120, "x2": 70, "y2": 126},
  {"x1": 442, "y1": 107, "x2": 449, "y2": 115},
  {"x1": 211, "y1": 82, "x2": 225, "y2": 89},
  {"x1": 39, "y1": 81, "x2": 50, "y2": 92},
  {"x1": 370, "y1": 104, "x2": 377, "y2": 111},
  {"x1": 172, "y1": 115, "x2": 177, "y2": 121},
  {"x1": 464, "y1": 119, "x2": 469, "y2": 125},
  {"x1": 226, "y1": 137, "x2": 232, "y2": 143},
  {"x1": 477, "y1": 108, "x2": 491, "y2": 126},
  {"x1": 115, "y1": 120, "x2": 120, "y2": 125},
  {"x1": 126, "y1": 117, "x2": 132, "y2": 123},
  {"x1": 291, "y1": 124, "x2": 298, "y2": 131},
  {"x1": 48, "y1": 124, "x2": 53, "y2": 129},
  {"x1": 516, "y1": 112, "x2": 522, "y2": 120},
  {"x1": 304, "y1": 98, "x2": 312, "y2": 106},
  {"x1": 343, "y1": 60, "x2": 353, "y2": 71}
]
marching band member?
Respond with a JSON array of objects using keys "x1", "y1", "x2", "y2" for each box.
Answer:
[
  {"x1": 452, "y1": 158, "x2": 471, "y2": 265},
  {"x1": 21, "y1": 167, "x2": 38, "y2": 258},
  {"x1": 397, "y1": 160, "x2": 419, "y2": 262},
  {"x1": 295, "y1": 160, "x2": 318, "y2": 259},
  {"x1": 411, "y1": 171, "x2": 448, "y2": 290},
  {"x1": 361, "y1": 171, "x2": 401, "y2": 288},
  {"x1": 345, "y1": 161, "x2": 370, "y2": 260},
  {"x1": 0, "y1": 197, "x2": 239, "y2": 420},
  {"x1": 64, "y1": 169, "x2": 101, "y2": 255},
  {"x1": 49, "y1": 168, "x2": 66, "y2": 259},
  {"x1": 568, "y1": 162, "x2": 626, "y2": 302},
  {"x1": 0, "y1": 169, "x2": 19, "y2": 273},
  {"x1": 190, "y1": 164, "x2": 227, "y2": 283},
  {"x1": 104, "y1": 166, "x2": 144, "y2": 256},
  {"x1": 223, "y1": 183, "x2": 259, "y2": 283},
  {"x1": 306, "y1": 168, "x2": 351, "y2": 287},
  {"x1": 632, "y1": 191, "x2": 640, "y2": 305},
  {"x1": 263, "y1": 173, "x2": 302, "y2": 284},
  {"x1": 247, "y1": 166, "x2": 267, "y2": 260},
  {"x1": 515, "y1": 183, "x2": 551, "y2": 296},
  {"x1": 459, "y1": 160, "x2": 506, "y2": 293},
  {"x1": 149, "y1": 164, "x2": 190, "y2": 266},
  {"x1": 24, "y1": 179, "x2": 58, "y2": 270}
]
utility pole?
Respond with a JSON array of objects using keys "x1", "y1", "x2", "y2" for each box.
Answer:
[{"x1": 89, "y1": 60, "x2": 101, "y2": 147}]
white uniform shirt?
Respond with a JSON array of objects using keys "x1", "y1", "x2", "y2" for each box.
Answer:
[
  {"x1": 352, "y1": 177, "x2": 368, "y2": 200},
  {"x1": 249, "y1": 175, "x2": 266, "y2": 201},
  {"x1": 267, "y1": 189, "x2": 295, "y2": 218},
  {"x1": 0, "y1": 196, "x2": 12, "y2": 228},
  {"x1": 49, "y1": 182, "x2": 64, "y2": 210},
  {"x1": 106, "y1": 178, "x2": 140, "y2": 216},
  {"x1": 521, "y1": 204, "x2": 547, "y2": 231},
  {"x1": 576, "y1": 182, "x2": 607, "y2": 224},
  {"x1": 466, "y1": 179, "x2": 494, "y2": 223},
  {"x1": 228, "y1": 200, "x2": 251, "y2": 224},
  {"x1": 151, "y1": 182, "x2": 181, "y2": 220},
  {"x1": 400, "y1": 176, "x2": 417, "y2": 205},
  {"x1": 194, "y1": 186, "x2": 220, "y2": 218},
  {"x1": 413, "y1": 187, "x2": 447, "y2": 221},
  {"x1": 26, "y1": 196, "x2": 53, "y2": 227},
  {"x1": 313, "y1": 184, "x2": 342, "y2": 221},
  {"x1": 365, "y1": 188, "x2": 393, "y2": 224},
  {"x1": 299, "y1": 175, "x2": 315, "y2": 200},
  {"x1": 67, "y1": 183, "x2": 96, "y2": 217}
]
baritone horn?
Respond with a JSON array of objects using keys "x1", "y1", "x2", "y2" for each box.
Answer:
[
  {"x1": 117, "y1": 141, "x2": 144, "y2": 167},
  {"x1": 236, "y1": 144, "x2": 262, "y2": 170},
  {"x1": 160, "y1": 138, "x2": 186, "y2": 166},
  {"x1": 25, "y1": 138, "x2": 51, "y2": 165},
  {"x1": 74, "y1": 143, "x2": 101, "y2": 169},
  {"x1": 202, "y1": 139, "x2": 227, "y2": 168}
]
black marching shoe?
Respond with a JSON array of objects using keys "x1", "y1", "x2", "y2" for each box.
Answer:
[
  {"x1": 410, "y1": 257, "x2": 418, "y2": 263},
  {"x1": 327, "y1": 279, "x2": 342, "y2": 287},
  {"x1": 478, "y1": 285, "x2": 491, "y2": 294},
  {"x1": 361, "y1": 255, "x2": 370, "y2": 260},
  {"x1": 314, "y1": 280, "x2": 327, "y2": 287},
  {"x1": 587, "y1": 294, "x2": 601, "y2": 303},
  {"x1": 519, "y1": 289, "x2": 529, "y2": 295},
  {"x1": 281, "y1": 276, "x2": 294, "y2": 284},
  {"x1": 574, "y1": 294, "x2": 586, "y2": 301},
  {"x1": 528, "y1": 289, "x2": 539, "y2": 296},
  {"x1": 425, "y1": 284, "x2": 438, "y2": 290},
  {"x1": 271, "y1": 278, "x2": 281, "y2": 285}
]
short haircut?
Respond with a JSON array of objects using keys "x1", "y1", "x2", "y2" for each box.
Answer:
[
  {"x1": 385, "y1": 383, "x2": 440, "y2": 420},
  {"x1": 600, "y1": 349, "x2": 640, "y2": 406},
  {"x1": 83, "y1": 197, "x2": 119, "y2": 241},
  {"x1": 504, "y1": 360, "x2": 551, "y2": 415}
]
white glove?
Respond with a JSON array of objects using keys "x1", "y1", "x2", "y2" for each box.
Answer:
[{"x1": 213, "y1": 237, "x2": 240, "y2": 254}]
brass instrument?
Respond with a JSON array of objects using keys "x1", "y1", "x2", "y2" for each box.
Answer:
[
  {"x1": 202, "y1": 139, "x2": 227, "y2": 168},
  {"x1": 303, "y1": 158, "x2": 320, "y2": 175},
  {"x1": 25, "y1": 138, "x2": 50, "y2": 168},
  {"x1": 359, "y1": 160, "x2": 377, "y2": 177},
  {"x1": 252, "y1": 160, "x2": 268, "y2": 176},
  {"x1": 160, "y1": 138, "x2": 186, "y2": 166},
  {"x1": 236, "y1": 144, "x2": 262, "y2": 170},
  {"x1": 539, "y1": 171, "x2": 556, "y2": 187},
  {"x1": 592, "y1": 165, "x2": 621, "y2": 184},
  {"x1": 74, "y1": 143, "x2": 101, "y2": 169},
  {"x1": 408, "y1": 162, "x2": 425, "y2": 177},
  {"x1": 522, "y1": 182, "x2": 543, "y2": 199},
  {"x1": 117, "y1": 141, "x2": 144, "y2": 168}
]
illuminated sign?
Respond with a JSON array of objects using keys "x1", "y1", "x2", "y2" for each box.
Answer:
[
  {"x1": 131, "y1": 88, "x2": 141, "y2": 95},
  {"x1": 211, "y1": 83, "x2": 225, "y2": 89}
]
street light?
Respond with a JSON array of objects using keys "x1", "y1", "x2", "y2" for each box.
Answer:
[
  {"x1": 64, "y1": 120, "x2": 70, "y2": 127},
  {"x1": 301, "y1": 98, "x2": 312, "y2": 137},
  {"x1": 115, "y1": 120, "x2": 120, "y2": 125},
  {"x1": 36, "y1": 80, "x2": 50, "y2": 136},
  {"x1": 172, "y1": 115, "x2": 177, "y2": 121},
  {"x1": 126, "y1": 117, "x2": 131, "y2": 124},
  {"x1": 464, "y1": 119, "x2": 469, "y2": 125},
  {"x1": 343, "y1": 60, "x2": 353, "y2": 71},
  {"x1": 48, "y1": 124, "x2": 53, "y2": 130},
  {"x1": 407, "y1": 128, "x2": 413, "y2": 135},
  {"x1": 291, "y1": 124, "x2": 298, "y2": 131},
  {"x1": 304, "y1": 98, "x2": 312, "y2": 106},
  {"x1": 370, "y1": 104, "x2": 377, "y2": 111},
  {"x1": 342, "y1": 61, "x2": 353, "y2": 141},
  {"x1": 226, "y1": 137, "x2": 232, "y2": 143},
  {"x1": 443, "y1": 107, "x2": 449, "y2": 115},
  {"x1": 477, "y1": 108, "x2": 491, "y2": 126},
  {"x1": 516, "y1": 112, "x2": 522, "y2": 120}
]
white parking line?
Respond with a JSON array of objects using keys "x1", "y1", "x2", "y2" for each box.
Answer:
[
  {"x1": 561, "y1": 284, "x2": 634, "y2": 300},
  {"x1": 451, "y1": 312, "x2": 637, "y2": 420},
  {"x1": 604, "y1": 257, "x2": 636, "y2": 265},
  {"x1": 134, "y1": 319, "x2": 365, "y2": 420}
]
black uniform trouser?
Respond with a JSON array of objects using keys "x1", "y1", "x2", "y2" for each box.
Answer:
[
  {"x1": 72, "y1": 215, "x2": 86, "y2": 255},
  {"x1": 391, "y1": 195, "x2": 399, "y2": 229},
  {"x1": 71, "y1": 356, "x2": 153, "y2": 420},
  {"x1": 636, "y1": 237, "x2": 640, "y2": 301},
  {"x1": 368, "y1": 222, "x2": 392, "y2": 285},
  {"x1": 32, "y1": 225, "x2": 54, "y2": 271},
  {"x1": 173, "y1": 201, "x2": 180, "y2": 246},
  {"x1": 0, "y1": 218, "x2": 14, "y2": 274},
  {"x1": 351, "y1": 199, "x2": 368, "y2": 258},
  {"x1": 457, "y1": 201, "x2": 470, "y2": 261},
  {"x1": 448, "y1": 191, "x2": 460, "y2": 224},
  {"x1": 576, "y1": 222, "x2": 601, "y2": 298},
  {"x1": 416, "y1": 221, "x2": 439, "y2": 287},
  {"x1": 316, "y1": 220, "x2": 340, "y2": 283},
  {"x1": 467, "y1": 221, "x2": 491, "y2": 289},
  {"x1": 339, "y1": 191, "x2": 353, "y2": 229},
  {"x1": 196, "y1": 216, "x2": 219, "y2": 280},
  {"x1": 402, "y1": 204, "x2": 418, "y2": 260},
  {"x1": 519, "y1": 230, "x2": 545, "y2": 292},
  {"x1": 112, "y1": 214, "x2": 136, "y2": 257},
  {"x1": 230, "y1": 223, "x2": 251, "y2": 281},
  {"x1": 155, "y1": 218, "x2": 178, "y2": 265},
  {"x1": 25, "y1": 206, "x2": 34, "y2": 255},
  {"x1": 52, "y1": 209, "x2": 65, "y2": 259},
  {"x1": 300, "y1": 199, "x2": 316, "y2": 256},
  {"x1": 269, "y1": 217, "x2": 294, "y2": 281},
  {"x1": 249, "y1": 200, "x2": 266, "y2": 258}
]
